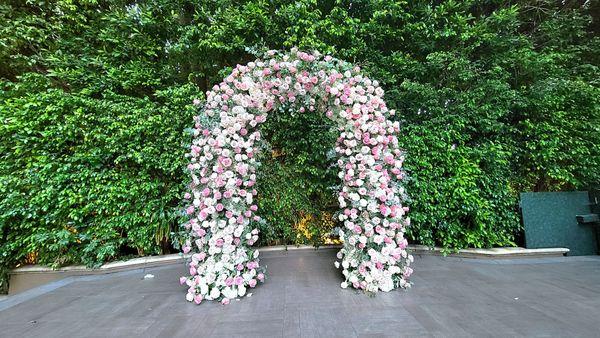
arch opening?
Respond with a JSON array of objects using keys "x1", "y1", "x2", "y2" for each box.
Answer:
[
  {"x1": 180, "y1": 49, "x2": 413, "y2": 305},
  {"x1": 253, "y1": 103, "x2": 339, "y2": 246}
]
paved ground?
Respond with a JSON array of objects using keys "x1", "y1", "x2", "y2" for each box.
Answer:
[{"x1": 1, "y1": 249, "x2": 600, "y2": 338}]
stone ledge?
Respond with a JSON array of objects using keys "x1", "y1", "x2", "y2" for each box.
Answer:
[
  {"x1": 9, "y1": 245, "x2": 337, "y2": 275},
  {"x1": 409, "y1": 245, "x2": 570, "y2": 259},
  {"x1": 10, "y1": 245, "x2": 570, "y2": 275},
  {"x1": 10, "y1": 253, "x2": 186, "y2": 275}
]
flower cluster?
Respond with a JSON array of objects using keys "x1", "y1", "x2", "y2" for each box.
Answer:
[{"x1": 180, "y1": 48, "x2": 412, "y2": 304}]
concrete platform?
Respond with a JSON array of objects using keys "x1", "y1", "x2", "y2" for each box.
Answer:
[{"x1": 1, "y1": 249, "x2": 599, "y2": 337}]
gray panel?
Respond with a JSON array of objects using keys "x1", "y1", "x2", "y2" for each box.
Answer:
[{"x1": 521, "y1": 191, "x2": 597, "y2": 255}]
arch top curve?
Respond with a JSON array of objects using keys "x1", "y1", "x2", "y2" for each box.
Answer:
[{"x1": 180, "y1": 48, "x2": 413, "y2": 305}]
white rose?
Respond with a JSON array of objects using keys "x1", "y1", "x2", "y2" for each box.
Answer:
[
  {"x1": 238, "y1": 285, "x2": 246, "y2": 297},
  {"x1": 209, "y1": 287, "x2": 221, "y2": 299},
  {"x1": 380, "y1": 278, "x2": 393, "y2": 292},
  {"x1": 338, "y1": 196, "x2": 347, "y2": 208},
  {"x1": 223, "y1": 287, "x2": 237, "y2": 299},
  {"x1": 232, "y1": 106, "x2": 245, "y2": 115}
]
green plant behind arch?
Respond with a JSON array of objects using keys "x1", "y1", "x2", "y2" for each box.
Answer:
[{"x1": 255, "y1": 104, "x2": 340, "y2": 247}]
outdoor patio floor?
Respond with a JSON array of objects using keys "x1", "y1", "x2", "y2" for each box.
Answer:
[{"x1": 1, "y1": 248, "x2": 600, "y2": 337}]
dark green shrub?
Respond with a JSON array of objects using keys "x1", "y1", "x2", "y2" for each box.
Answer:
[
  {"x1": 1, "y1": 0, "x2": 598, "y2": 292},
  {"x1": 0, "y1": 76, "x2": 200, "y2": 288}
]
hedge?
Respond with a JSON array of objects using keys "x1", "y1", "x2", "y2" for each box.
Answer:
[{"x1": 1, "y1": 0, "x2": 599, "y2": 293}]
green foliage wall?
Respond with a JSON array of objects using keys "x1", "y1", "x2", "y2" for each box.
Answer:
[{"x1": 1, "y1": 0, "x2": 599, "y2": 291}]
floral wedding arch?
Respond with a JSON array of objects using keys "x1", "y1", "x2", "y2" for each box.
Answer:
[{"x1": 179, "y1": 49, "x2": 413, "y2": 305}]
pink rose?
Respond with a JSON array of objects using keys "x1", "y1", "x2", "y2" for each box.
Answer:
[
  {"x1": 222, "y1": 158, "x2": 232, "y2": 167},
  {"x1": 179, "y1": 276, "x2": 187, "y2": 285},
  {"x1": 399, "y1": 239, "x2": 408, "y2": 249}
]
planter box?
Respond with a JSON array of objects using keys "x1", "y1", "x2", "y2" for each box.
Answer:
[{"x1": 521, "y1": 191, "x2": 598, "y2": 256}]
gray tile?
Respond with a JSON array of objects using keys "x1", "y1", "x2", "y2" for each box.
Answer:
[{"x1": 2, "y1": 249, "x2": 600, "y2": 337}]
